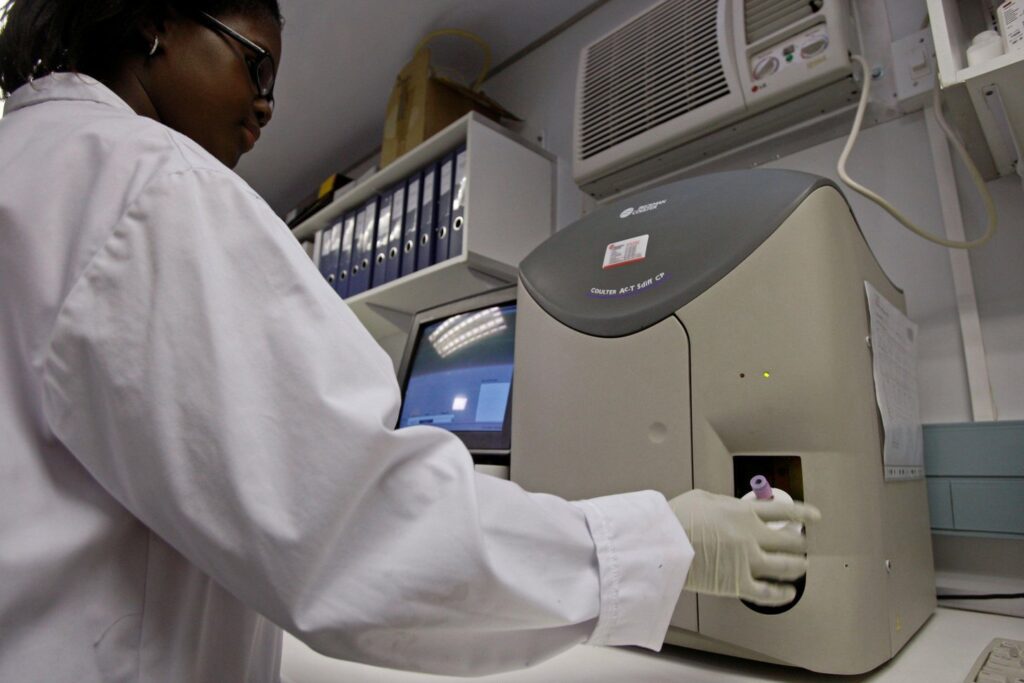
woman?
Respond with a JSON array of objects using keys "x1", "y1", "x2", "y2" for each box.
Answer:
[{"x1": 0, "y1": 2, "x2": 818, "y2": 681}]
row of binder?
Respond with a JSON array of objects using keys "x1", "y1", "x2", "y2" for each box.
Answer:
[{"x1": 311, "y1": 144, "x2": 468, "y2": 299}]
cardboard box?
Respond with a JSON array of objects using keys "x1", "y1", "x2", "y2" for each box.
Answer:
[{"x1": 380, "y1": 47, "x2": 518, "y2": 168}]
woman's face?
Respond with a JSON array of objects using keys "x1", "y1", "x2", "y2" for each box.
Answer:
[{"x1": 146, "y1": 11, "x2": 283, "y2": 168}]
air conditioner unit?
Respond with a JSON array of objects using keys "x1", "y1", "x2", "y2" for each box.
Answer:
[{"x1": 574, "y1": 0, "x2": 856, "y2": 198}]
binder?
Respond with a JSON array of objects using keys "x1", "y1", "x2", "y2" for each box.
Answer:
[
  {"x1": 347, "y1": 206, "x2": 368, "y2": 297},
  {"x1": 385, "y1": 181, "x2": 406, "y2": 283},
  {"x1": 317, "y1": 220, "x2": 342, "y2": 287},
  {"x1": 371, "y1": 190, "x2": 393, "y2": 289},
  {"x1": 433, "y1": 153, "x2": 455, "y2": 264},
  {"x1": 312, "y1": 228, "x2": 323, "y2": 268},
  {"x1": 416, "y1": 164, "x2": 438, "y2": 272},
  {"x1": 449, "y1": 145, "x2": 468, "y2": 260},
  {"x1": 334, "y1": 210, "x2": 357, "y2": 298},
  {"x1": 301, "y1": 239, "x2": 317, "y2": 263},
  {"x1": 348, "y1": 196, "x2": 378, "y2": 296},
  {"x1": 401, "y1": 171, "x2": 421, "y2": 277}
]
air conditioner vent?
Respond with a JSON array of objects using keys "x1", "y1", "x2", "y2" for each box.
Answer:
[
  {"x1": 579, "y1": 0, "x2": 728, "y2": 161},
  {"x1": 745, "y1": 0, "x2": 820, "y2": 44}
]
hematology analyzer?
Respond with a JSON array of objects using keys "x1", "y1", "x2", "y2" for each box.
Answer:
[{"x1": 510, "y1": 170, "x2": 936, "y2": 674}]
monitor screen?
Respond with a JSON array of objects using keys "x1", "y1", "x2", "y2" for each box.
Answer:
[{"x1": 399, "y1": 302, "x2": 516, "y2": 450}]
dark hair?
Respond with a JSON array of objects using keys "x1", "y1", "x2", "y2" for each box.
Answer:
[{"x1": 0, "y1": 0, "x2": 283, "y2": 96}]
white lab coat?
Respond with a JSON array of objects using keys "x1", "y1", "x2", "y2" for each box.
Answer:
[{"x1": 0, "y1": 74, "x2": 693, "y2": 682}]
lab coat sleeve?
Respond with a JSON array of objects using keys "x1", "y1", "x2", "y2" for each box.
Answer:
[{"x1": 40, "y1": 166, "x2": 693, "y2": 676}]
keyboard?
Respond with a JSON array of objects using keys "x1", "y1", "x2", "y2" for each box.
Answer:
[{"x1": 965, "y1": 638, "x2": 1024, "y2": 683}]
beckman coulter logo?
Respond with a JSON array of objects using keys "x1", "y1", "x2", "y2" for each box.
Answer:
[{"x1": 619, "y1": 199, "x2": 667, "y2": 219}]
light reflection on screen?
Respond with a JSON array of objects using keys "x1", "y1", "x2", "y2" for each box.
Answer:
[{"x1": 399, "y1": 304, "x2": 516, "y2": 435}]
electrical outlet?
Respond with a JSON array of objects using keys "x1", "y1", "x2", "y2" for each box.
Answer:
[{"x1": 891, "y1": 28, "x2": 937, "y2": 113}]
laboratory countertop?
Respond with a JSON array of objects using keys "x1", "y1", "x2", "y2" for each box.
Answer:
[{"x1": 280, "y1": 607, "x2": 1024, "y2": 682}]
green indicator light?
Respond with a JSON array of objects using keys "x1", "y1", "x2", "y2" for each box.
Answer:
[
  {"x1": 762, "y1": 371, "x2": 771, "y2": 379},
  {"x1": 785, "y1": 54, "x2": 794, "y2": 62}
]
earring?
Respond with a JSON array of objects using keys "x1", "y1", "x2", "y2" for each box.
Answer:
[{"x1": 148, "y1": 36, "x2": 159, "y2": 57}]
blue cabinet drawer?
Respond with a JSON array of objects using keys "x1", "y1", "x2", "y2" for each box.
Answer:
[{"x1": 949, "y1": 480, "x2": 1024, "y2": 535}]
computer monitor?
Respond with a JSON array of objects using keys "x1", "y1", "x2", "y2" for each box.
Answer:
[{"x1": 396, "y1": 287, "x2": 517, "y2": 464}]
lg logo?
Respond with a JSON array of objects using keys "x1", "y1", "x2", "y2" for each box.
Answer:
[{"x1": 618, "y1": 199, "x2": 667, "y2": 219}]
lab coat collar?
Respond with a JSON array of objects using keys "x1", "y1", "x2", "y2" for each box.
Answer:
[{"x1": 5, "y1": 72, "x2": 135, "y2": 116}]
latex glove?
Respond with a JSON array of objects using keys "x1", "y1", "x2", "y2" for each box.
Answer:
[{"x1": 669, "y1": 489, "x2": 822, "y2": 606}]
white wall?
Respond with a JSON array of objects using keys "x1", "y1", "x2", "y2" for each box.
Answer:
[{"x1": 482, "y1": 0, "x2": 1024, "y2": 424}]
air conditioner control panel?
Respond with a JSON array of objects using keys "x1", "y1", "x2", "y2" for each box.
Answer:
[
  {"x1": 749, "y1": 24, "x2": 832, "y2": 89},
  {"x1": 741, "y1": 19, "x2": 850, "y2": 113}
]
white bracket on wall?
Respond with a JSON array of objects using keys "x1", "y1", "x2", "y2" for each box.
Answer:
[
  {"x1": 980, "y1": 85, "x2": 1024, "y2": 189},
  {"x1": 923, "y1": 105, "x2": 998, "y2": 421}
]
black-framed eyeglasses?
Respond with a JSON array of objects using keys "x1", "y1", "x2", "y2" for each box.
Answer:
[{"x1": 197, "y1": 11, "x2": 276, "y2": 109}]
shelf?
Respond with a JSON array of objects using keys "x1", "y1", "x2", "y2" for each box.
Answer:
[
  {"x1": 293, "y1": 112, "x2": 556, "y2": 343},
  {"x1": 928, "y1": 0, "x2": 1024, "y2": 177},
  {"x1": 345, "y1": 252, "x2": 514, "y2": 340},
  {"x1": 953, "y1": 48, "x2": 1024, "y2": 83},
  {"x1": 291, "y1": 113, "x2": 552, "y2": 242}
]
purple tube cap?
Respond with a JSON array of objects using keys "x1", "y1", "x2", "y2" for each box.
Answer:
[{"x1": 750, "y1": 475, "x2": 773, "y2": 500}]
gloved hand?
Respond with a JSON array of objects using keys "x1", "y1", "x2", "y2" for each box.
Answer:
[{"x1": 669, "y1": 489, "x2": 822, "y2": 606}]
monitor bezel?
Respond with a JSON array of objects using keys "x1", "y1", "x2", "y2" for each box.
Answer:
[{"x1": 396, "y1": 286, "x2": 518, "y2": 453}]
